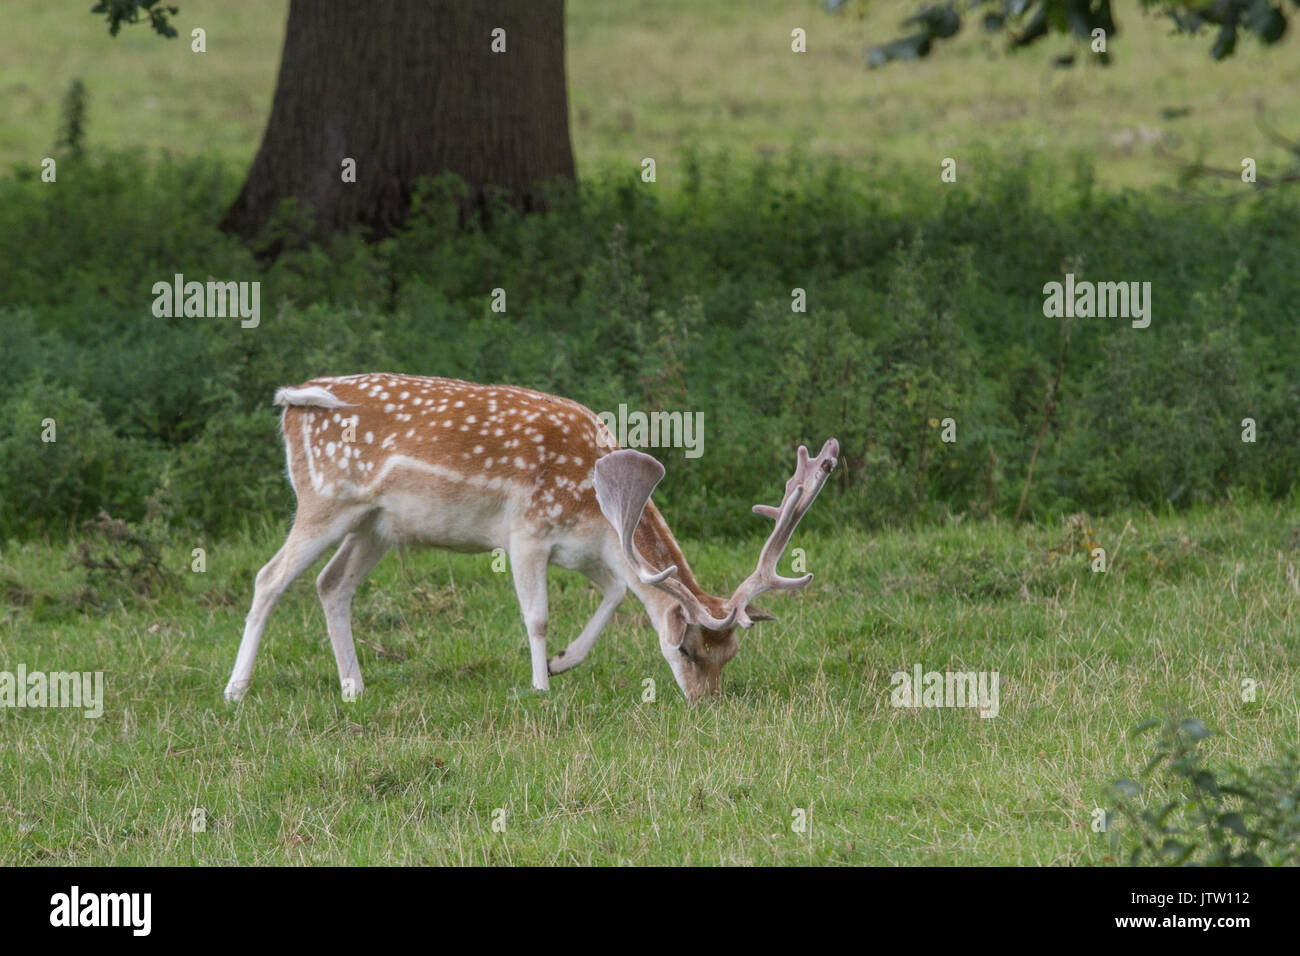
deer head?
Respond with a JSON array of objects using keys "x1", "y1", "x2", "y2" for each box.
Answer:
[{"x1": 593, "y1": 438, "x2": 840, "y2": 700}]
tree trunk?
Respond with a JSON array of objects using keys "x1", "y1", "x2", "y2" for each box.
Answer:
[{"x1": 220, "y1": 0, "x2": 575, "y2": 243}]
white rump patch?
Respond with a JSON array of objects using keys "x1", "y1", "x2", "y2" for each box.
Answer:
[{"x1": 274, "y1": 385, "x2": 351, "y2": 409}]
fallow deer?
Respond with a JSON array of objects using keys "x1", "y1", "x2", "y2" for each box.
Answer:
[{"x1": 223, "y1": 374, "x2": 838, "y2": 702}]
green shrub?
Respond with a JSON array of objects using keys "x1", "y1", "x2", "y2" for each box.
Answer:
[
  {"x1": 0, "y1": 378, "x2": 161, "y2": 538},
  {"x1": 70, "y1": 510, "x2": 179, "y2": 605},
  {"x1": 1108, "y1": 718, "x2": 1300, "y2": 867},
  {"x1": 0, "y1": 149, "x2": 1296, "y2": 540},
  {"x1": 162, "y1": 406, "x2": 294, "y2": 535}
]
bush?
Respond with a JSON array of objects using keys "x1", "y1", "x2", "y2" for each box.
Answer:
[
  {"x1": 0, "y1": 149, "x2": 1297, "y2": 539},
  {"x1": 161, "y1": 407, "x2": 294, "y2": 535},
  {"x1": 71, "y1": 510, "x2": 179, "y2": 604},
  {"x1": 1108, "y1": 718, "x2": 1300, "y2": 867},
  {"x1": 0, "y1": 378, "x2": 161, "y2": 539}
]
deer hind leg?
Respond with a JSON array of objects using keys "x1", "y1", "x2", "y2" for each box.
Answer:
[
  {"x1": 224, "y1": 510, "x2": 363, "y2": 702},
  {"x1": 315, "y1": 528, "x2": 389, "y2": 700},
  {"x1": 508, "y1": 538, "x2": 552, "y2": 692},
  {"x1": 547, "y1": 568, "x2": 626, "y2": 676}
]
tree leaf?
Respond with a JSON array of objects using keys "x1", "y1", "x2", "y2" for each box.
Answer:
[
  {"x1": 1218, "y1": 812, "x2": 1251, "y2": 838},
  {"x1": 1131, "y1": 718, "x2": 1160, "y2": 736},
  {"x1": 1211, "y1": 23, "x2": 1238, "y2": 60},
  {"x1": 1112, "y1": 777, "x2": 1141, "y2": 798}
]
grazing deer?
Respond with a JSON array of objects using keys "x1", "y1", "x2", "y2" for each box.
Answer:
[{"x1": 223, "y1": 374, "x2": 838, "y2": 703}]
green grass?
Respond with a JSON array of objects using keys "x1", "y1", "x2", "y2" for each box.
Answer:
[
  {"x1": 2, "y1": 500, "x2": 1296, "y2": 864},
  {"x1": 3, "y1": 0, "x2": 1298, "y2": 189}
]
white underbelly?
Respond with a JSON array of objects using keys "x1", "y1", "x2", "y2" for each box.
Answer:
[{"x1": 371, "y1": 487, "x2": 509, "y2": 552}]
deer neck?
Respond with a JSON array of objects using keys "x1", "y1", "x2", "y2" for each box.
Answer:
[{"x1": 625, "y1": 499, "x2": 717, "y2": 619}]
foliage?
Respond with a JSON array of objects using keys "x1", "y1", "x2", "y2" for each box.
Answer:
[
  {"x1": 841, "y1": 0, "x2": 1296, "y2": 67},
  {"x1": 1108, "y1": 718, "x2": 1300, "y2": 866},
  {"x1": 0, "y1": 377, "x2": 163, "y2": 539},
  {"x1": 72, "y1": 510, "x2": 179, "y2": 603},
  {"x1": 0, "y1": 149, "x2": 1297, "y2": 540},
  {"x1": 55, "y1": 79, "x2": 88, "y2": 159},
  {"x1": 91, "y1": 0, "x2": 179, "y2": 38}
]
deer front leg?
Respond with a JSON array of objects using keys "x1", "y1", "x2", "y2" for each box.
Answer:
[
  {"x1": 508, "y1": 539, "x2": 551, "y2": 691},
  {"x1": 547, "y1": 571, "x2": 626, "y2": 675}
]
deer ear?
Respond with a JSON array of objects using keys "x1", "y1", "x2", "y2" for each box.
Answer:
[
  {"x1": 744, "y1": 604, "x2": 778, "y2": 624},
  {"x1": 592, "y1": 449, "x2": 676, "y2": 585}
]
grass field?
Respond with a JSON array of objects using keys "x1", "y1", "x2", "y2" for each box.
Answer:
[
  {"x1": 2, "y1": 0, "x2": 1298, "y2": 188},
  {"x1": 2, "y1": 502, "x2": 1296, "y2": 864}
]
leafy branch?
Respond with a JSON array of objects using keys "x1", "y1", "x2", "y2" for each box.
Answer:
[
  {"x1": 1108, "y1": 717, "x2": 1300, "y2": 866},
  {"x1": 824, "y1": 1, "x2": 1296, "y2": 68},
  {"x1": 91, "y1": 0, "x2": 179, "y2": 38}
]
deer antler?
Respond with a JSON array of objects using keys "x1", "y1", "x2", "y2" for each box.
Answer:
[
  {"x1": 593, "y1": 450, "x2": 738, "y2": 631},
  {"x1": 727, "y1": 439, "x2": 840, "y2": 628}
]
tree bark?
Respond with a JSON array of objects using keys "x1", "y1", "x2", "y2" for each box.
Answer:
[{"x1": 220, "y1": 0, "x2": 575, "y2": 243}]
